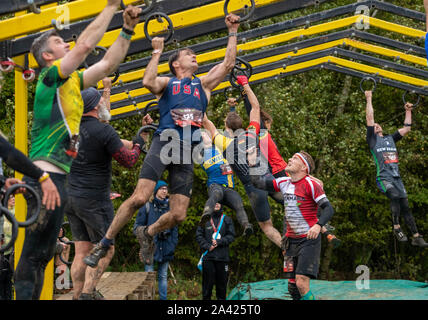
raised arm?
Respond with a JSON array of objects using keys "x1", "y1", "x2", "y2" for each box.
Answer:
[
  {"x1": 102, "y1": 77, "x2": 112, "y2": 112},
  {"x1": 200, "y1": 14, "x2": 240, "y2": 96},
  {"x1": 398, "y1": 103, "x2": 413, "y2": 137},
  {"x1": 83, "y1": 6, "x2": 142, "y2": 88},
  {"x1": 202, "y1": 114, "x2": 219, "y2": 141},
  {"x1": 239, "y1": 76, "x2": 260, "y2": 125},
  {"x1": 60, "y1": 0, "x2": 122, "y2": 78},
  {"x1": 142, "y1": 37, "x2": 170, "y2": 97},
  {"x1": 365, "y1": 90, "x2": 375, "y2": 126},
  {"x1": 425, "y1": 0, "x2": 428, "y2": 32}
]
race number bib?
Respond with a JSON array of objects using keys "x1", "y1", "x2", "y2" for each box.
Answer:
[
  {"x1": 383, "y1": 152, "x2": 399, "y2": 164},
  {"x1": 170, "y1": 108, "x2": 203, "y2": 127},
  {"x1": 220, "y1": 164, "x2": 233, "y2": 175}
]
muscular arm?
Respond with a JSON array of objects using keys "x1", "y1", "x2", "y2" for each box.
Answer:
[
  {"x1": 102, "y1": 77, "x2": 112, "y2": 112},
  {"x1": 60, "y1": 3, "x2": 119, "y2": 78},
  {"x1": 202, "y1": 115, "x2": 219, "y2": 142},
  {"x1": 112, "y1": 145, "x2": 141, "y2": 168},
  {"x1": 365, "y1": 91, "x2": 375, "y2": 127},
  {"x1": 200, "y1": 14, "x2": 240, "y2": 97},
  {"x1": 83, "y1": 6, "x2": 142, "y2": 88},
  {"x1": 242, "y1": 83, "x2": 260, "y2": 125},
  {"x1": 244, "y1": 94, "x2": 266, "y2": 130},
  {"x1": 425, "y1": 0, "x2": 428, "y2": 32},
  {"x1": 397, "y1": 103, "x2": 412, "y2": 137},
  {"x1": 142, "y1": 38, "x2": 170, "y2": 96}
]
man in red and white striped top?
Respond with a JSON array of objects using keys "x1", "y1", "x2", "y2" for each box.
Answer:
[{"x1": 251, "y1": 151, "x2": 334, "y2": 300}]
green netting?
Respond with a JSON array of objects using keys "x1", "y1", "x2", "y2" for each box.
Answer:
[{"x1": 227, "y1": 279, "x2": 428, "y2": 300}]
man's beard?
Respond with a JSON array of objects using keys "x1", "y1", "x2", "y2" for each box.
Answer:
[{"x1": 98, "y1": 102, "x2": 111, "y2": 121}]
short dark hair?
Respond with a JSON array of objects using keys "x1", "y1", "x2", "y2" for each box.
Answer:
[
  {"x1": 225, "y1": 112, "x2": 243, "y2": 131},
  {"x1": 260, "y1": 109, "x2": 272, "y2": 126},
  {"x1": 299, "y1": 150, "x2": 316, "y2": 173},
  {"x1": 31, "y1": 30, "x2": 60, "y2": 68},
  {"x1": 168, "y1": 47, "x2": 194, "y2": 76}
]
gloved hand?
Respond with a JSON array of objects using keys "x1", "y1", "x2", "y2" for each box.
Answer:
[
  {"x1": 236, "y1": 75, "x2": 248, "y2": 86},
  {"x1": 132, "y1": 132, "x2": 146, "y2": 152}
]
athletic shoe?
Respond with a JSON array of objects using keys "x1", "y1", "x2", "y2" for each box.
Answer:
[
  {"x1": 78, "y1": 293, "x2": 94, "y2": 300},
  {"x1": 326, "y1": 234, "x2": 342, "y2": 248},
  {"x1": 83, "y1": 242, "x2": 109, "y2": 268},
  {"x1": 393, "y1": 228, "x2": 408, "y2": 242},
  {"x1": 411, "y1": 235, "x2": 428, "y2": 248},
  {"x1": 243, "y1": 223, "x2": 253, "y2": 237},
  {"x1": 199, "y1": 212, "x2": 211, "y2": 227},
  {"x1": 93, "y1": 289, "x2": 105, "y2": 300},
  {"x1": 135, "y1": 226, "x2": 155, "y2": 265}
]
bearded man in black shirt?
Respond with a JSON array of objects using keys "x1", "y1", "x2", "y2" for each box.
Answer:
[{"x1": 65, "y1": 84, "x2": 150, "y2": 300}]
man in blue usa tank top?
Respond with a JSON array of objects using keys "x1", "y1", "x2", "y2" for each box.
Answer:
[{"x1": 84, "y1": 14, "x2": 241, "y2": 267}]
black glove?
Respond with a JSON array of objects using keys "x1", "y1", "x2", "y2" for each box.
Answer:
[{"x1": 132, "y1": 130, "x2": 146, "y2": 152}]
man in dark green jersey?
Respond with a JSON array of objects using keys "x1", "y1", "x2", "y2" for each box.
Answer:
[
  {"x1": 14, "y1": 2, "x2": 143, "y2": 300},
  {"x1": 365, "y1": 90, "x2": 427, "y2": 248}
]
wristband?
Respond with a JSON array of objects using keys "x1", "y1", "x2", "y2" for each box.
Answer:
[
  {"x1": 404, "y1": 123, "x2": 412, "y2": 127},
  {"x1": 119, "y1": 30, "x2": 132, "y2": 41},
  {"x1": 122, "y1": 27, "x2": 135, "y2": 36},
  {"x1": 39, "y1": 172, "x2": 50, "y2": 183},
  {"x1": 228, "y1": 32, "x2": 238, "y2": 37},
  {"x1": 152, "y1": 49, "x2": 162, "y2": 55}
]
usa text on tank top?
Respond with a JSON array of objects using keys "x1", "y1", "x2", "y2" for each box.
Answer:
[
  {"x1": 372, "y1": 134, "x2": 400, "y2": 178},
  {"x1": 155, "y1": 77, "x2": 208, "y2": 142}
]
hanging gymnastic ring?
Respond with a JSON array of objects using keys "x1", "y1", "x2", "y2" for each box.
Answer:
[
  {"x1": 2, "y1": 183, "x2": 41, "y2": 228},
  {"x1": 0, "y1": 206, "x2": 18, "y2": 253},
  {"x1": 28, "y1": 0, "x2": 41, "y2": 14},
  {"x1": 22, "y1": 69, "x2": 36, "y2": 82},
  {"x1": 230, "y1": 57, "x2": 253, "y2": 89},
  {"x1": 402, "y1": 91, "x2": 420, "y2": 108},
  {"x1": 0, "y1": 59, "x2": 15, "y2": 73},
  {"x1": 139, "y1": 0, "x2": 157, "y2": 16},
  {"x1": 121, "y1": 0, "x2": 156, "y2": 15},
  {"x1": 144, "y1": 12, "x2": 174, "y2": 44},
  {"x1": 224, "y1": 0, "x2": 255, "y2": 22},
  {"x1": 360, "y1": 76, "x2": 377, "y2": 93},
  {"x1": 136, "y1": 124, "x2": 159, "y2": 154},
  {"x1": 223, "y1": 86, "x2": 242, "y2": 103},
  {"x1": 143, "y1": 101, "x2": 160, "y2": 115}
]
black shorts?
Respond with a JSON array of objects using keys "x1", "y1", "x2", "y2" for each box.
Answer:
[
  {"x1": 376, "y1": 176, "x2": 407, "y2": 199},
  {"x1": 283, "y1": 235, "x2": 321, "y2": 279},
  {"x1": 139, "y1": 134, "x2": 194, "y2": 197},
  {"x1": 244, "y1": 182, "x2": 271, "y2": 222},
  {"x1": 64, "y1": 195, "x2": 114, "y2": 243}
]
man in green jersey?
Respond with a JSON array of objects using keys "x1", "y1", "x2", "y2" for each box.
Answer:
[{"x1": 14, "y1": 1, "x2": 143, "y2": 300}]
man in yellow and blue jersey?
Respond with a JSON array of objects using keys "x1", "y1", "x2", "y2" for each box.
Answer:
[{"x1": 199, "y1": 131, "x2": 253, "y2": 236}]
